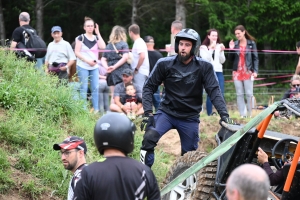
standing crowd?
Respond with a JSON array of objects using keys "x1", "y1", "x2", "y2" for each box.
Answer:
[{"x1": 11, "y1": 11, "x2": 298, "y2": 200}]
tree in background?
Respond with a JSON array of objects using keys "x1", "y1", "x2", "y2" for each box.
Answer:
[{"x1": 0, "y1": 0, "x2": 6, "y2": 46}]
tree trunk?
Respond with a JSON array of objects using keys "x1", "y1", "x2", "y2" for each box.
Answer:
[
  {"x1": 36, "y1": 0, "x2": 44, "y2": 39},
  {"x1": 175, "y1": 0, "x2": 186, "y2": 28},
  {"x1": 0, "y1": 0, "x2": 6, "y2": 46},
  {"x1": 131, "y1": 0, "x2": 137, "y2": 24}
]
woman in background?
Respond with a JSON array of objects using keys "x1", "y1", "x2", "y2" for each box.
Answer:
[
  {"x1": 200, "y1": 29, "x2": 226, "y2": 116},
  {"x1": 101, "y1": 25, "x2": 131, "y2": 104},
  {"x1": 75, "y1": 16, "x2": 106, "y2": 113},
  {"x1": 229, "y1": 25, "x2": 259, "y2": 118}
]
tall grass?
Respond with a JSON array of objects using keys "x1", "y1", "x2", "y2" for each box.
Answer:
[{"x1": 0, "y1": 49, "x2": 172, "y2": 198}]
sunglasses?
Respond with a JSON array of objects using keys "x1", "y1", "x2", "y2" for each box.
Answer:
[{"x1": 292, "y1": 84, "x2": 300, "y2": 87}]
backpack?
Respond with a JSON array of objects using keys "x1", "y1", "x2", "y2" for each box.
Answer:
[{"x1": 21, "y1": 27, "x2": 46, "y2": 58}]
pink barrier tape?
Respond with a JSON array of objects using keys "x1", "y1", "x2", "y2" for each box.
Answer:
[
  {"x1": 253, "y1": 82, "x2": 276, "y2": 87},
  {"x1": 3, "y1": 47, "x2": 300, "y2": 54}
]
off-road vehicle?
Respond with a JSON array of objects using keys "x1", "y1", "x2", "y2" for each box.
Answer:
[{"x1": 161, "y1": 99, "x2": 300, "y2": 200}]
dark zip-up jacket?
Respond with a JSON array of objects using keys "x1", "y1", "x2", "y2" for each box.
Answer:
[
  {"x1": 142, "y1": 56, "x2": 229, "y2": 119},
  {"x1": 228, "y1": 40, "x2": 259, "y2": 73}
]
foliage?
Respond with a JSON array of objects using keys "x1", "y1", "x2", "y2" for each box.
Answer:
[
  {"x1": 0, "y1": 48, "x2": 172, "y2": 198},
  {"x1": 0, "y1": 148, "x2": 14, "y2": 193}
]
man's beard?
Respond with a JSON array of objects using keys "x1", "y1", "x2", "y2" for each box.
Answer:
[
  {"x1": 63, "y1": 158, "x2": 77, "y2": 171},
  {"x1": 178, "y1": 51, "x2": 191, "y2": 62}
]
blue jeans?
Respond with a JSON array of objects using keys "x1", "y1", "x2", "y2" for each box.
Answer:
[
  {"x1": 206, "y1": 72, "x2": 225, "y2": 115},
  {"x1": 141, "y1": 110, "x2": 199, "y2": 167},
  {"x1": 99, "y1": 80, "x2": 110, "y2": 113},
  {"x1": 133, "y1": 72, "x2": 147, "y2": 89},
  {"x1": 35, "y1": 57, "x2": 45, "y2": 73},
  {"x1": 77, "y1": 66, "x2": 99, "y2": 111}
]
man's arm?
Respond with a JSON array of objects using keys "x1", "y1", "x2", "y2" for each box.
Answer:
[
  {"x1": 73, "y1": 168, "x2": 91, "y2": 200},
  {"x1": 10, "y1": 41, "x2": 17, "y2": 48},
  {"x1": 258, "y1": 147, "x2": 284, "y2": 186},
  {"x1": 146, "y1": 168, "x2": 161, "y2": 200},
  {"x1": 295, "y1": 57, "x2": 300, "y2": 75},
  {"x1": 135, "y1": 52, "x2": 145, "y2": 72},
  {"x1": 142, "y1": 59, "x2": 165, "y2": 114}
]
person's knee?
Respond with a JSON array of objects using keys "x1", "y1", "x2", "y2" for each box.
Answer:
[
  {"x1": 141, "y1": 129, "x2": 160, "y2": 151},
  {"x1": 110, "y1": 104, "x2": 122, "y2": 112}
]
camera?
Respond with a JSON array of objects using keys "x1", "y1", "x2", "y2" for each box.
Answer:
[{"x1": 52, "y1": 62, "x2": 59, "y2": 67}]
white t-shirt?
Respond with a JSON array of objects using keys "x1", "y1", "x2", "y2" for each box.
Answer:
[
  {"x1": 131, "y1": 38, "x2": 149, "y2": 76},
  {"x1": 45, "y1": 39, "x2": 76, "y2": 63}
]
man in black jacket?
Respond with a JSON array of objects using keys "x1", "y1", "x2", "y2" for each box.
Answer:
[{"x1": 140, "y1": 28, "x2": 234, "y2": 168}]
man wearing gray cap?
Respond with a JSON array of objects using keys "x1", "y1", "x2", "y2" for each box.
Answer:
[
  {"x1": 53, "y1": 136, "x2": 88, "y2": 200},
  {"x1": 110, "y1": 68, "x2": 144, "y2": 117},
  {"x1": 45, "y1": 26, "x2": 76, "y2": 81}
]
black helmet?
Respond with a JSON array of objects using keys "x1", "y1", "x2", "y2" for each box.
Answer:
[
  {"x1": 175, "y1": 28, "x2": 201, "y2": 56},
  {"x1": 94, "y1": 112, "x2": 136, "y2": 155}
]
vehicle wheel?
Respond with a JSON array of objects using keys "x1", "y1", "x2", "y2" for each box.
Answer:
[
  {"x1": 162, "y1": 151, "x2": 214, "y2": 200},
  {"x1": 191, "y1": 159, "x2": 217, "y2": 200}
]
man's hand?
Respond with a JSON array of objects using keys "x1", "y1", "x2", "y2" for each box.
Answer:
[
  {"x1": 140, "y1": 113, "x2": 155, "y2": 131},
  {"x1": 219, "y1": 115, "x2": 235, "y2": 126},
  {"x1": 257, "y1": 147, "x2": 268, "y2": 164}
]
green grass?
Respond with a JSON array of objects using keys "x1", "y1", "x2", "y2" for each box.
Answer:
[
  {"x1": 0, "y1": 148, "x2": 14, "y2": 193},
  {"x1": 0, "y1": 49, "x2": 173, "y2": 198}
]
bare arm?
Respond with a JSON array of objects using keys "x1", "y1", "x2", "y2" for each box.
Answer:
[
  {"x1": 10, "y1": 41, "x2": 17, "y2": 48},
  {"x1": 295, "y1": 57, "x2": 300, "y2": 75},
  {"x1": 95, "y1": 24, "x2": 106, "y2": 49},
  {"x1": 135, "y1": 52, "x2": 145, "y2": 72}
]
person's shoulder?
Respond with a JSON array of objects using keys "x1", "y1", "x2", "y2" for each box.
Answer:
[
  {"x1": 153, "y1": 50, "x2": 163, "y2": 57},
  {"x1": 60, "y1": 39, "x2": 72, "y2": 45}
]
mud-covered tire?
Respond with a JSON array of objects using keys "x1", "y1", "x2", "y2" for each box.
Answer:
[
  {"x1": 162, "y1": 151, "x2": 215, "y2": 200},
  {"x1": 191, "y1": 159, "x2": 217, "y2": 199}
]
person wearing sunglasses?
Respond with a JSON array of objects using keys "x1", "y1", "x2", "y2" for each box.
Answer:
[
  {"x1": 53, "y1": 136, "x2": 88, "y2": 200},
  {"x1": 274, "y1": 75, "x2": 300, "y2": 118},
  {"x1": 282, "y1": 75, "x2": 300, "y2": 99}
]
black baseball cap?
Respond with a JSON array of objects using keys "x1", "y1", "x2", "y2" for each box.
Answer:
[
  {"x1": 53, "y1": 136, "x2": 87, "y2": 154},
  {"x1": 143, "y1": 35, "x2": 154, "y2": 43},
  {"x1": 122, "y1": 68, "x2": 133, "y2": 76}
]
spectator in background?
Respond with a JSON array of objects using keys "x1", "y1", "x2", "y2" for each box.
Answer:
[
  {"x1": 128, "y1": 24, "x2": 150, "y2": 87},
  {"x1": 226, "y1": 164, "x2": 270, "y2": 200},
  {"x1": 110, "y1": 69, "x2": 144, "y2": 117},
  {"x1": 123, "y1": 83, "x2": 143, "y2": 120},
  {"x1": 53, "y1": 136, "x2": 88, "y2": 200},
  {"x1": 45, "y1": 26, "x2": 76, "y2": 81},
  {"x1": 101, "y1": 25, "x2": 132, "y2": 104},
  {"x1": 229, "y1": 25, "x2": 259, "y2": 118},
  {"x1": 74, "y1": 16, "x2": 106, "y2": 113},
  {"x1": 166, "y1": 20, "x2": 183, "y2": 56},
  {"x1": 144, "y1": 35, "x2": 163, "y2": 112},
  {"x1": 10, "y1": 12, "x2": 45, "y2": 71},
  {"x1": 282, "y1": 75, "x2": 300, "y2": 99},
  {"x1": 200, "y1": 29, "x2": 226, "y2": 116},
  {"x1": 274, "y1": 75, "x2": 300, "y2": 118},
  {"x1": 98, "y1": 61, "x2": 110, "y2": 115},
  {"x1": 294, "y1": 41, "x2": 300, "y2": 75}
]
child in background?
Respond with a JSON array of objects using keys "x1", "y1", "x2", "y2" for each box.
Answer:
[{"x1": 121, "y1": 83, "x2": 142, "y2": 120}]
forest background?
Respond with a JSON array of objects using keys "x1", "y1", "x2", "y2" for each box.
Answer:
[{"x1": 1, "y1": 0, "x2": 300, "y2": 72}]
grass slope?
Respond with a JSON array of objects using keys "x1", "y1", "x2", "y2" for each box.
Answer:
[{"x1": 0, "y1": 49, "x2": 172, "y2": 199}]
